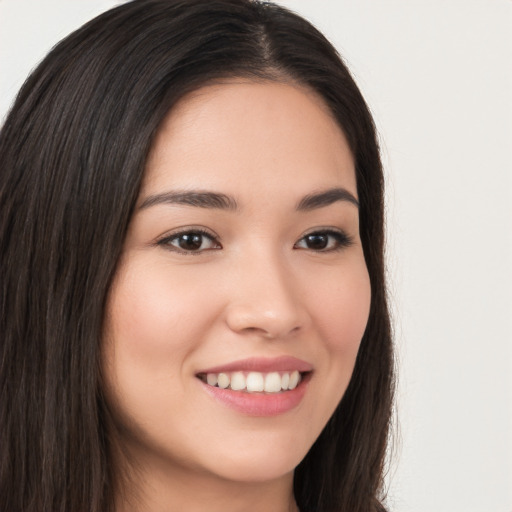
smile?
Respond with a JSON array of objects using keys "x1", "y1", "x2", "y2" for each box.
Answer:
[
  {"x1": 198, "y1": 370, "x2": 303, "y2": 393},
  {"x1": 195, "y1": 356, "x2": 313, "y2": 415}
]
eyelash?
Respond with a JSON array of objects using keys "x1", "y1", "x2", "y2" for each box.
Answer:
[
  {"x1": 157, "y1": 228, "x2": 220, "y2": 255},
  {"x1": 294, "y1": 229, "x2": 354, "y2": 252},
  {"x1": 156, "y1": 228, "x2": 353, "y2": 254}
]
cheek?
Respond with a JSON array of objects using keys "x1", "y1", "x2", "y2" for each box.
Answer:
[
  {"x1": 311, "y1": 261, "x2": 371, "y2": 355},
  {"x1": 102, "y1": 259, "x2": 219, "y2": 434},
  {"x1": 105, "y1": 260, "x2": 215, "y2": 365},
  {"x1": 304, "y1": 257, "x2": 371, "y2": 410},
  {"x1": 101, "y1": 259, "x2": 224, "y2": 426},
  {"x1": 296, "y1": 256, "x2": 371, "y2": 441}
]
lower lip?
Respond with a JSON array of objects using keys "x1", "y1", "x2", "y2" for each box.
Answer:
[{"x1": 198, "y1": 373, "x2": 311, "y2": 417}]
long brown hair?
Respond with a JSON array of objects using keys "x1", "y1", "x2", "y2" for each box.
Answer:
[{"x1": 0, "y1": 1, "x2": 393, "y2": 511}]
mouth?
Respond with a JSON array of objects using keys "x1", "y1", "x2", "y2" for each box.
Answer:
[
  {"x1": 197, "y1": 370, "x2": 311, "y2": 393},
  {"x1": 195, "y1": 356, "x2": 313, "y2": 416}
]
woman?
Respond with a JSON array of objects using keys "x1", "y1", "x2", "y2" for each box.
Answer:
[{"x1": 0, "y1": 1, "x2": 393, "y2": 511}]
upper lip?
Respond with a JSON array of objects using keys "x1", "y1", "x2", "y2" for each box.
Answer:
[{"x1": 196, "y1": 356, "x2": 313, "y2": 375}]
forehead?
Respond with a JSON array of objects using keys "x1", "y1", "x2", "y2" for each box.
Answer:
[{"x1": 143, "y1": 80, "x2": 356, "y2": 199}]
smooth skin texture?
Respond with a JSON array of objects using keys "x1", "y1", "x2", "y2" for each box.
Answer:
[{"x1": 103, "y1": 81, "x2": 371, "y2": 512}]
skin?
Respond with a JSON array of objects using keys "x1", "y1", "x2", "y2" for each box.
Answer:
[{"x1": 103, "y1": 80, "x2": 371, "y2": 512}]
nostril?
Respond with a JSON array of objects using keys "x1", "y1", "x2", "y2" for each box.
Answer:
[{"x1": 225, "y1": 305, "x2": 305, "y2": 340}]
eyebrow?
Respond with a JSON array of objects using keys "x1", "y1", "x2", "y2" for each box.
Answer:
[
  {"x1": 138, "y1": 186, "x2": 359, "y2": 212},
  {"x1": 296, "y1": 187, "x2": 359, "y2": 211},
  {"x1": 139, "y1": 190, "x2": 238, "y2": 211}
]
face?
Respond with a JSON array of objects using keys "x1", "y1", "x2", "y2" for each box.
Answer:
[{"x1": 103, "y1": 81, "x2": 371, "y2": 487}]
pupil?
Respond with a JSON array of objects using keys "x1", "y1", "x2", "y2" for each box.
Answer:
[
  {"x1": 179, "y1": 233, "x2": 202, "y2": 250},
  {"x1": 306, "y1": 234, "x2": 328, "y2": 249}
]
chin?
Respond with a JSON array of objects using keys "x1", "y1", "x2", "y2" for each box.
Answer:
[
  {"x1": 200, "y1": 436, "x2": 309, "y2": 484},
  {"x1": 209, "y1": 458, "x2": 297, "y2": 484}
]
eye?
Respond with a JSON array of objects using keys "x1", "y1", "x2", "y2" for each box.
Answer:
[
  {"x1": 157, "y1": 229, "x2": 221, "y2": 254},
  {"x1": 294, "y1": 229, "x2": 353, "y2": 252}
]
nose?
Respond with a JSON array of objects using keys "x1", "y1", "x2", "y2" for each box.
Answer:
[{"x1": 224, "y1": 250, "x2": 309, "y2": 340}]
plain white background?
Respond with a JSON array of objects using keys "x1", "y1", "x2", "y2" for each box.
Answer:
[{"x1": 1, "y1": 1, "x2": 511, "y2": 511}]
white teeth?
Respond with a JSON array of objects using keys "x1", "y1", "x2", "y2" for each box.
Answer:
[
  {"x1": 288, "y1": 370, "x2": 300, "y2": 390},
  {"x1": 206, "y1": 373, "x2": 218, "y2": 386},
  {"x1": 264, "y1": 372, "x2": 282, "y2": 393},
  {"x1": 230, "y1": 372, "x2": 246, "y2": 391},
  {"x1": 246, "y1": 372, "x2": 264, "y2": 392},
  {"x1": 217, "y1": 373, "x2": 230, "y2": 389},
  {"x1": 202, "y1": 370, "x2": 304, "y2": 393}
]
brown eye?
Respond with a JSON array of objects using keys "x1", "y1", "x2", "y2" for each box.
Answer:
[
  {"x1": 306, "y1": 233, "x2": 329, "y2": 250},
  {"x1": 159, "y1": 230, "x2": 220, "y2": 253},
  {"x1": 176, "y1": 233, "x2": 204, "y2": 251},
  {"x1": 295, "y1": 230, "x2": 353, "y2": 252}
]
